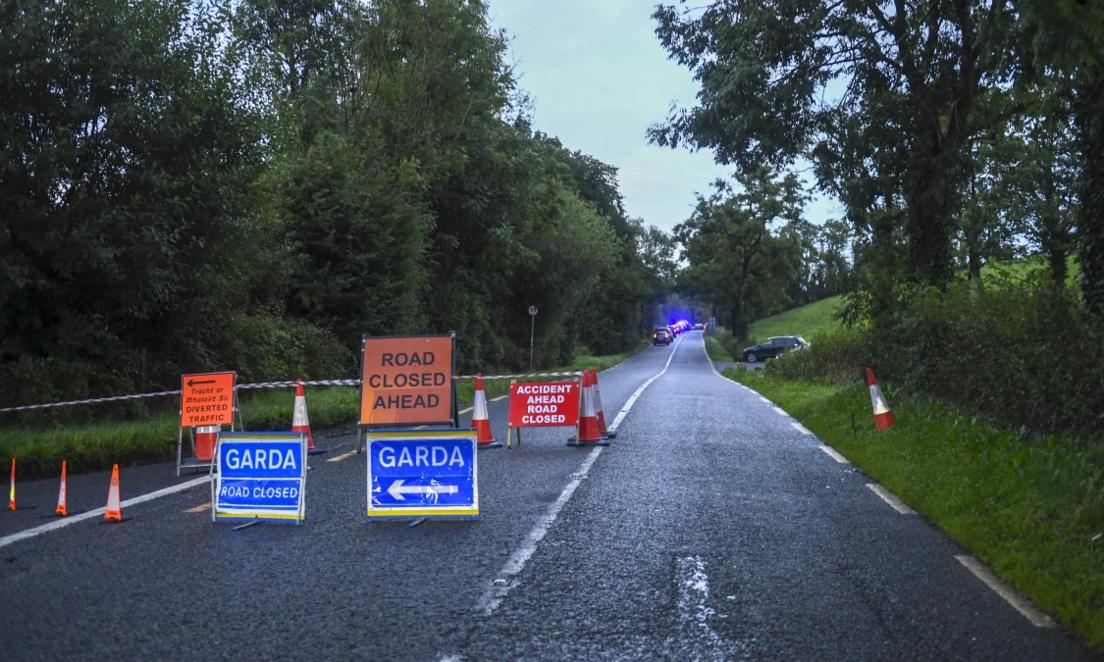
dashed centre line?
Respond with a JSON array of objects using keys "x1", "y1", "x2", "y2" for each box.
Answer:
[
  {"x1": 185, "y1": 502, "x2": 211, "y2": 513},
  {"x1": 327, "y1": 450, "x2": 357, "y2": 463}
]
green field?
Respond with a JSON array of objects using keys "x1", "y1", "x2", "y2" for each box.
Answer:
[
  {"x1": 747, "y1": 295, "x2": 843, "y2": 342},
  {"x1": 725, "y1": 368, "x2": 1104, "y2": 653}
]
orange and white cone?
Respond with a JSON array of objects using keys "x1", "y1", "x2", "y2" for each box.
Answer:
[
  {"x1": 56, "y1": 460, "x2": 68, "y2": 517},
  {"x1": 194, "y1": 425, "x2": 220, "y2": 462},
  {"x1": 866, "y1": 368, "x2": 896, "y2": 431},
  {"x1": 591, "y1": 369, "x2": 615, "y2": 439},
  {"x1": 473, "y1": 374, "x2": 501, "y2": 449},
  {"x1": 292, "y1": 381, "x2": 318, "y2": 453},
  {"x1": 8, "y1": 458, "x2": 15, "y2": 511},
  {"x1": 104, "y1": 463, "x2": 122, "y2": 522},
  {"x1": 569, "y1": 370, "x2": 606, "y2": 446}
]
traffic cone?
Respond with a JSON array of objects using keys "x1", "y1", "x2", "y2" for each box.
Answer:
[
  {"x1": 56, "y1": 460, "x2": 68, "y2": 517},
  {"x1": 104, "y1": 463, "x2": 122, "y2": 522},
  {"x1": 8, "y1": 458, "x2": 15, "y2": 511},
  {"x1": 568, "y1": 370, "x2": 607, "y2": 447},
  {"x1": 866, "y1": 368, "x2": 896, "y2": 431},
  {"x1": 591, "y1": 369, "x2": 615, "y2": 439},
  {"x1": 473, "y1": 374, "x2": 501, "y2": 449},
  {"x1": 292, "y1": 381, "x2": 321, "y2": 454},
  {"x1": 194, "y1": 425, "x2": 220, "y2": 462}
]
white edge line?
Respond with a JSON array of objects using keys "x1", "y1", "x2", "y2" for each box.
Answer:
[
  {"x1": 0, "y1": 475, "x2": 209, "y2": 550},
  {"x1": 477, "y1": 334, "x2": 683, "y2": 615},
  {"x1": 759, "y1": 397, "x2": 772, "y2": 404},
  {"x1": 955, "y1": 555, "x2": 1056, "y2": 628},
  {"x1": 865, "y1": 483, "x2": 917, "y2": 515},
  {"x1": 792, "y1": 422, "x2": 813, "y2": 436},
  {"x1": 818, "y1": 444, "x2": 850, "y2": 464},
  {"x1": 771, "y1": 406, "x2": 789, "y2": 418}
]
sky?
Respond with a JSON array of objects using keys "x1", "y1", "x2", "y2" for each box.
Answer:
[{"x1": 486, "y1": 0, "x2": 841, "y2": 234}]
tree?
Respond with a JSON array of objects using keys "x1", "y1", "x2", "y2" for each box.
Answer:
[
  {"x1": 676, "y1": 167, "x2": 806, "y2": 338},
  {"x1": 651, "y1": 0, "x2": 1020, "y2": 288}
]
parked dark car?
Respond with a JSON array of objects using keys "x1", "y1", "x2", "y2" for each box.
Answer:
[
  {"x1": 742, "y1": 336, "x2": 809, "y2": 362},
  {"x1": 652, "y1": 327, "x2": 673, "y2": 346}
]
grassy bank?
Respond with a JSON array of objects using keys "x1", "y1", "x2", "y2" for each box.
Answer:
[
  {"x1": 724, "y1": 368, "x2": 1104, "y2": 652},
  {"x1": 1, "y1": 342, "x2": 646, "y2": 478},
  {"x1": 748, "y1": 294, "x2": 843, "y2": 341}
]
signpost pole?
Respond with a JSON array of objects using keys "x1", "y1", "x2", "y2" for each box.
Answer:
[{"x1": 528, "y1": 305, "x2": 538, "y2": 371}]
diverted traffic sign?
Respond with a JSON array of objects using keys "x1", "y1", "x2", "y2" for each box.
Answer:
[
  {"x1": 366, "y1": 429, "x2": 478, "y2": 520},
  {"x1": 213, "y1": 432, "x2": 307, "y2": 524},
  {"x1": 508, "y1": 381, "x2": 580, "y2": 427},
  {"x1": 360, "y1": 334, "x2": 455, "y2": 426},
  {"x1": 180, "y1": 371, "x2": 235, "y2": 427}
]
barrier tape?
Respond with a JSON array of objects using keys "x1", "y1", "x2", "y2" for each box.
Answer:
[
  {"x1": 454, "y1": 371, "x2": 583, "y2": 380},
  {"x1": 0, "y1": 372, "x2": 586, "y2": 414}
]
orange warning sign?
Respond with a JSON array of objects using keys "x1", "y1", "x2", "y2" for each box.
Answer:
[
  {"x1": 180, "y1": 371, "x2": 236, "y2": 427},
  {"x1": 360, "y1": 335, "x2": 454, "y2": 426}
]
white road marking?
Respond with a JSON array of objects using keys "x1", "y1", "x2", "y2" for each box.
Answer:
[
  {"x1": 478, "y1": 335, "x2": 682, "y2": 615},
  {"x1": 955, "y1": 555, "x2": 1056, "y2": 627},
  {"x1": 458, "y1": 406, "x2": 473, "y2": 415},
  {"x1": 489, "y1": 395, "x2": 507, "y2": 402},
  {"x1": 865, "y1": 483, "x2": 917, "y2": 515},
  {"x1": 818, "y1": 445, "x2": 850, "y2": 464},
  {"x1": 676, "y1": 556, "x2": 725, "y2": 649},
  {"x1": 791, "y1": 422, "x2": 813, "y2": 436},
  {"x1": 759, "y1": 397, "x2": 772, "y2": 405},
  {"x1": 771, "y1": 406, "x2": 789, "y2": 418},
  {"x1": 0, "y1": 475, "x2": 209, "y2": 550},
  {"x1": 185, "y1": 501, "x2": 211, "y2": 513},
  {"x1": 327, "y1": 450, "x2": 356, "y2": 463}
]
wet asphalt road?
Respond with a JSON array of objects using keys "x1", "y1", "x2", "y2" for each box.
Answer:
[{"x1": 0, "y1": 332, "x2": 1094, "y2": 660}]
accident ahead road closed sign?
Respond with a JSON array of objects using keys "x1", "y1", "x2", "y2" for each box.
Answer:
[
  {"x1": 359, "y1": 334, "x2": 455, "y2": 426},
  {"x1": 508, "y1": 381, "x2": 580, "y2": 427},
  {"x1": 180, "y1": 371, "x2": 235, "y2": 428}
]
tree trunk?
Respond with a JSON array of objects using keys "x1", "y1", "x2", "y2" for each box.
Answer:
[
  {"x1": 1077, "y1": 70, "x2": 1104, "y2": 314},
  {"x1": 905, "y1": 143, "x2": 957, "y2": 288},
  {"x1": 1039, "y1": 171, "x2": 1069, "y2": 288}
]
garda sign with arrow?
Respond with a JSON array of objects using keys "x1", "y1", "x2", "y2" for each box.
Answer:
[
  {"x1": 213, "y1": 432, "x2": 307, "y2": 524},
  {"x1": 366, "y1": 429, "x2": 479, "y2": 520}
]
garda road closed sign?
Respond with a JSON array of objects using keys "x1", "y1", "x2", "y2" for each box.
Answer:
[
  {"x1": 366, "y1": 429, "x2": 478, "y2": 520},
  {"x1": 180, "y1": 371, "x2": 236, "y2": 428},
  {"x1": 360, "y1": 334, "x2": 455, "y2": 426},
  {"x1": 508, "y1": 381, "x2": 580, "y2": 427},
  {"x1": 213, "y1": 432, "x2": 307, "y2": 524}
]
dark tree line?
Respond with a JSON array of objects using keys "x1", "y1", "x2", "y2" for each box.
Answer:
[
  {"x1": 652, "y1": 0, "x2": 1104, "y2": 325},
  {"x1": 0, "y1": 0, "x2": 672, "y2": 406}
]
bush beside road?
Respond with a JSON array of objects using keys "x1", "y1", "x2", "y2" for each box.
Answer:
[{"x1": 724, "y1": 367, "x2": 1104, "y2": 653}]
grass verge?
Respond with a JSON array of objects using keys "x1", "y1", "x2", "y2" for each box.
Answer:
[
  {"x1": 704, "y1": 334, "x2": 734, "y2": 362},
  {"x1": 0, "y1": 342, "x2": 648, "y2": 478},
  {"x1": 723, "y1": 368, "x2": 1104, "y2": 652}
]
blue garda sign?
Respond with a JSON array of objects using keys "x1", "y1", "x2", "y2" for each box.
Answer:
[
  {"x1": 213, "y1": 432, "x2": 307, "y2": 524},
  {"x1": 366, "y1": 429, "x2": 478, "y2": 520}
]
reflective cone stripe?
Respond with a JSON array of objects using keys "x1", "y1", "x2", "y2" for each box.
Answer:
[
  {"x1": 865, "y1": 368, "x2": 896, "y2": 431},
  {"x1": 577, "y1": 370, "x2": 603, "y2": 443},
  {"x1": 591, "y1": 369, "x2": 609, "y2": 436},
  {"x1": 473, "y1": 374, "x2": 496, "y2": 446},
  {"x1": 104, "y1": 464, "x2": 122, "y2": 522},
  {"x1": 8, "y1": 458, "x2": 15, "y2": 511},
  {"x1": 291, "y1": 381, "x2": 315, "y2": 451},
  {"x1": 56, "y1": 460, "x2": 68, "y2": 517}
]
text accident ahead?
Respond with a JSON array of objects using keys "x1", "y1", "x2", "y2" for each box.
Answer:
[
  {"x1": 508, "y1": 381, "x2": 580, "y2": 427},
  {"x1": 179, "y1": 371, "x2": 235, "y2": 428},
  {"x1": 360, "y1": 334, "x2": 454, "y2": 426}
]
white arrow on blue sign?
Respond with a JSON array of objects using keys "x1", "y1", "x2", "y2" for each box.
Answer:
[{"x1": 366, "y1": 429, "x2": 479, "y2": 520}]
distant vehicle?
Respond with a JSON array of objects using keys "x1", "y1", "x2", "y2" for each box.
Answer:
[
  {"x1": 742, "y1": 336, "x2": 809, "y2": 363},
  {"x1": 652, "y1": 327, "x2": 673, "y2": 346},
  {"x1": 692, "y1": 322, "x2": 704, "y2": 330}
]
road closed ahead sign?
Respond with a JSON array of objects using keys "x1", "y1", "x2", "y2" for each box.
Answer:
[
  {"x1": 180, "y1": 371, "x2": 235, "y2": 428},
  {"x1": 360, "y1": 335, "x2": 454, "y2": 426}
]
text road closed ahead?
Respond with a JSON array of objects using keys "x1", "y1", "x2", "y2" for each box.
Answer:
[
  {"x1": 367, "y1": 429, "x2": 478, "y2": 520},
  {"x1": 360, "y1": 335, "x2": 454, "y2": 426}
]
